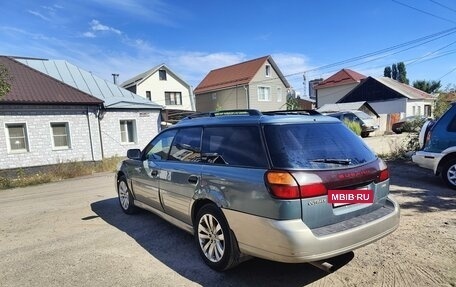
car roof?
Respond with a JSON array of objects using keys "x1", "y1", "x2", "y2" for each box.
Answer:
[{"x1": 173, "y1": 109, "x2": 340, "y2": 127}]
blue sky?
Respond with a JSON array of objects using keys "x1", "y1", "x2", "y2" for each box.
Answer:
[{"x1": 1, "y1": 0, "x2": 456, "y2": 96}]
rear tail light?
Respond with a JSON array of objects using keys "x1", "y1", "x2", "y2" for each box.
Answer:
[
  {"x1": 299, "y1": 183, "x2": 327, "y2": 198},
  {"x1": 265, "y1": 171, "x2": 327, "y2": 199},
  {"x1": 265, "y1": 171, "x2": 300, "y2": 199},
  {"x1": 376, "y1": 168, "x2": 389, "y2": 183}
]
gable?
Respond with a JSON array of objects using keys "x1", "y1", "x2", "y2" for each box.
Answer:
[
  {"x1": 194, "y1": 56, "x2": 290, "y2": 95},
  {"x1": 338, "y1": 77, "x2": 434, "y2": 104},
  {"x1": 316, "y1": 69, "x2": 366, "y2": 89},
  {"x1": 121, "y1": 64, "x2": 191, "y2": 90}
]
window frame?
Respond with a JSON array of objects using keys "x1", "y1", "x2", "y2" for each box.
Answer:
[
  {"x1": 50, "y1": 122, "x2": 71, "y2": 150},
  {"x1": 257, "y1": 86, "x2": 271, "y2": 102},
  {"x1": 159, "y1": 69, "x2": 167, "y2": 81},
  {"x1": 277, "y1": 87, "x2": 282, "y2": 102},
  {"x1": 119, "y1": 119, "x2": 137, "y2": 145},
  {"x1": 5, "y1": 122, "x2": 29, "y2": 153},
  {"x1": 165, "y1": 91, "x2": 183, "y2": 105},
  {"x1": 265, "y1": 65, "x2": 271, "y2": 77},
  {"x1": 146, "y1": 91, "x2": 151, "y2": 101}
]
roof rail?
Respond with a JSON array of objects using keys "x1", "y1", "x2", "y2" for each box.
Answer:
[
  {"x1": 183, "y1": 109, "x2": 262, "y2": 120},
  {"x1": 262, "y1": 110, "x2": 321, "y2": 116}
]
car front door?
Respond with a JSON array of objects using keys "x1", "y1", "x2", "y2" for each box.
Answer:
[
  {"x1": 130, "y1": 129, "x2": 177, "y2": 211},
  {"x1": 159, "y1": 127, "x2": 203, "y2": 225}
]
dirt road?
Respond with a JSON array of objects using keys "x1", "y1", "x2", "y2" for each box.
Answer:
[{"x1": 0, "y1": 161, "x2": 455, "y2": 286}]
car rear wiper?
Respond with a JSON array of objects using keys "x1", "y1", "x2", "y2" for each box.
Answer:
[{"x1": 310, "y1": 158, "x2": 352, "y2": 165}]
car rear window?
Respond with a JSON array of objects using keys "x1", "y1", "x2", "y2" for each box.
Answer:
[{"x1": 264, "y1": 122, "x2": 376, "y2": 169}]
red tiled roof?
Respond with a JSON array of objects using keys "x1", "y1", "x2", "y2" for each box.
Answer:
[
  {"x1": 194, "y1": 56, "x2": 272, "y2": 94},
  {"x1": 316, "y1": 68, "x2": 366, "y2": 89},
  {"x1": 0, "y1": 56, "x2": 103, "y2": 105}
]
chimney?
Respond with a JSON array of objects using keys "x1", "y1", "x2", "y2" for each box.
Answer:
[{"x1": 112, "y1": 73, "x2": 119, "y2": 84}]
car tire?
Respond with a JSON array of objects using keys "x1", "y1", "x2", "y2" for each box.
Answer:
[
  {"x1": 194, "y1": 204, "x2": 240, "y2": 271},
  {"x1": 442, "y1": 159, "x2": 456, "y2": 190},
  {"x1": 361, "y1": 132, "x2": 369, "y2": 138},
  {"x1": 117, "y1": 176, "x2": 138, "y2": 214}
]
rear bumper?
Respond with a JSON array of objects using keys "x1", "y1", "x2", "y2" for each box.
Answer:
[
  {"x1": 412, "y1": 151, "x2": 442, "y2": 174},
  {"x1": 223, "y1": 196, "x2": 400, "y2": 263}
]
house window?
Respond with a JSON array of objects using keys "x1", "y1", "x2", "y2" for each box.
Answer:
[
  {"x1": 159, "y1": 69, "x2": 167, "y2": 81},
  {"x1": 424, "y1": 105, "x2": 432, "y2": 117},
  {"x1": 51, "y1": 122, "x2": 71, "y2": 149},
  {"x1": 417, "y1": 106, "x2": 421, "y2": 115},
  {"x1": 165, "y1": 92, "x2": 182, "y2": 105},
  {"x1": 258, "y1": 86, "x2": 271, "y2": 101},
  {"x1": 412, "y1": 106, "x2": 416, "y2": 115},
  {"x1": 6, "y1": 123, "x2": 29, "y2": 152},
  {"x1": 277, "y1": 87, "x2": 282, "y2": 102},
  {"x1": 146, "y1": 91, "x2": 151, "y2": 101},
  {"x1": 120, "y1": 120, "x2": 137, "y2": 144},
  {"x1": 265, "y1": 65, "x2": 271, "y2": 77}
]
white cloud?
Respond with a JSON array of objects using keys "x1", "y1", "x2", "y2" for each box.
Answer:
[
  {"x1": 27, "y1": 10, "x2": 51, "y2": 21},
  {"x1": 82, "y1": 31, "x2": 96, "y2": 38},
  {"x1": 82, "y1": 20, "x2": 122, "y2": 38}
]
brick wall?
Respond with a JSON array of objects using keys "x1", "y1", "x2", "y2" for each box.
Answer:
[{"x1": 0, "y1": 105, "x2": 102, "y2": 169}]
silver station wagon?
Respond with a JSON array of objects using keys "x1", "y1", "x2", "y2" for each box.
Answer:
[{"x1": 115, "y1": 110, "x2": 400, "y2": 271}]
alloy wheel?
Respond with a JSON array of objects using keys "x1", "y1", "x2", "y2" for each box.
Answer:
[{"x1": 197, "y1": 214, "x2": 225, "y2": 262}]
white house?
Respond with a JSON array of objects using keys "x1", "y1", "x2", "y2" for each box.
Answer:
[
  {"x1": 315, "y1": 69, "x2": 366, "y2": 108},
  {"x1": 122, "y1": 64, "x2": 195, "y2": 111},
  {"x1": 338, "y1": 76, "x2": 435, "y2": 133}
]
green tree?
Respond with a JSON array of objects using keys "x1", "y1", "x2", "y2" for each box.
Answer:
[
  {"x1": 391, "y1": 63, "x2": 398, "y2": 80},
  {"x1": 384, "y1": 66, "x2": 392, "y2": 78},
  {"x1": 397, "y1": 62, "x2": 409, "y2": 84},
  {"x1": 0, "y1": 64, "x2": 11, "y2": 98},
  {"x1": 433, "y1": 92, "x2": 455, "y2": 119},
  {"x1": 412, "y1": 80, "x2": 441, "y2": 94}
]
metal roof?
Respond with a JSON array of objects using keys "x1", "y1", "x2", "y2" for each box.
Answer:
[
  {"x1": 317, "y1": 101, "x2": 379, "y2": 117},
  {"x1": 121, "y1": 63, "x2": 191, "y2": 90},
  {"x1": 15, "y1": 57, "x2": 162, "y2": 110},
  {"x1": 316, "y1": 69, "x2": 366, "y2": 89},
  {"x1": 0, "y1": 56, "x2": 102, "y2": 105},
  {"x1": 194, "y1": 55, "x2": 290, "y2": 94},
  {"x1": 374, "y1": 77, "x2": 434, "y2": 100}
]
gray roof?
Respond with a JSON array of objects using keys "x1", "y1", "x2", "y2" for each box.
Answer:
[
  {"x1": 317, "y1": 101, "x2": 379, "y2": 117},
  {"x1": 121, "y1": 63, "x2": 191, "y2": 90},
  {"x1": 16, "y1": 58, "x2": 162, "y2": 110},
  {"x1": 374, "y1": 77, "x2": 434, "y2": 100}
]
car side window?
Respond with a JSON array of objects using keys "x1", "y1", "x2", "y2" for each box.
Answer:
[
  {"x1": 447, "y1": 114, "x2": 456, "y2": 132},
  {"x1": 201, "y1": 126, "x2": 268, "y2": 168},
  {"x1": 143, "y1": 129, "x2": 177, "y2": 161},
  {"x1": 168, "y1": 127, "x2": 202, "y2": 162}
]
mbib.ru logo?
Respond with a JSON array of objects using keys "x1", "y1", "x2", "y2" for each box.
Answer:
[{"x1": 327, "y1": 189, "x2": 374, "y2": 205}]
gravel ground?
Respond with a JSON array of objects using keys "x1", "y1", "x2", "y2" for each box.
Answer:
[{"x1": 0, "y1": 160, "x2": 455, "y2": 287}]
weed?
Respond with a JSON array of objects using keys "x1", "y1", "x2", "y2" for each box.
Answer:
[{"x1": 0, "y1": 157, "x2": 123, "y2": 190}]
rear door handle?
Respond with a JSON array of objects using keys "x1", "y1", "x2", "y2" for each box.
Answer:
[{"x1": 188, "y1": 175, "x2": 198, "y2": 184}]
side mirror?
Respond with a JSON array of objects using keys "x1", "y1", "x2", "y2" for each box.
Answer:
[{"x1": 127, "y1": 149, "x2": 142, "y2": 160}]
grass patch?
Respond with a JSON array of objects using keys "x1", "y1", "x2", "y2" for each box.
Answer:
[{"x1": 0, "y1": 157, "x2": 122, "y2": 190}]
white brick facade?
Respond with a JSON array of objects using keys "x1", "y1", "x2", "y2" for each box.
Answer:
[
  {"x1": 99, "y1": 110, "x2": 160, "y2": 158},
  {"x1": 0, "y1": 105, "x2": 102, "y2": 169},
  {"x1": 0, "y1": 106, "x2": 162, "y2": 169}
]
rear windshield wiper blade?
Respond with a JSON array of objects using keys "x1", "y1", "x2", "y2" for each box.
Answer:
[{"x1": 310, "y1": 158, "x2": 352, "y2": 165}]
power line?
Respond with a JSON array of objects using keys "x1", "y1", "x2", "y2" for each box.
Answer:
[
  {"x1": 438, "y1": 66, "x2": 456, "y2": 80},
  {"x1": 392, "y1": 0, "x2": 456, "y2": 24},
  {"x1": 429, "y1": 0, "x2": 456, "y2": 14},
  {"x1": 406, "y1": 39, "x2": 456, "y2": 66},
  {"x1": 247, "y1": 27, "x2": 456, "y2": 87}
]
